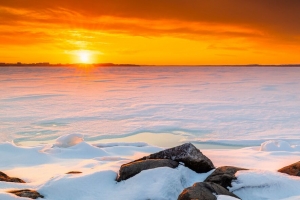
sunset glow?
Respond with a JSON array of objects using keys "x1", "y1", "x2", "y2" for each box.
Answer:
[
  {"x1": 1, "y1": 1, "x2": 300, "y2": 199},
  {"x1": 78, "y1": 51, "x2": 90, "y2": 63},
  {"x1": 0, "y1": 1, "x2": 299, "y2": 64}
]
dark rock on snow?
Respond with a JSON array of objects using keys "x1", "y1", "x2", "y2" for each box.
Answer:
[
  {"x1": 0, "y1": 171, "x2": 25, "y2": 183},
  {"x1": 278, "y1": 161, "x2": 300, "y2": 176},
  {"x1": 204, "y1": 166, "x2": 248, "y2": 189},
  {"x1": 8, "y1": 189, "x2": 44, "y2": 199},
  {"x1": 134, "y1": 143, "x2": 215, "y2": 173},
  {"x1": 177, "y1": 182, "x2": 240, "y2": 200},
  {"x1": 117, "y1": 159, "x2": 179, "y2": 182},
  {"x1": 66, "y1": 171, "x2": 82, "y2": 174}
]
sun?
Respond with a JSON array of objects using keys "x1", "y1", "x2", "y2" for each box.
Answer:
[{"x1": 78, "y1": 51, "x2": 90, "y2": 63}]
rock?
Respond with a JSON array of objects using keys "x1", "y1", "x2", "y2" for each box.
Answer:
[
  {"x1": 278, "y1": 161, "x2": 300, "y2": 176},
  {"x1": 0, "y1": 171, "x2": 25, "y2": 183},
  {"x1": 66, "y1": 171, "x2": 82, "y2": 174},
  {"x1": 177, "y1": 182, "x2": 240, "y2": 200},
  {"x1": 117, "y1": 159, "x2": 179, "y2": 182},
  {"x1": 204, "y1": 166, "x2": 247, "y2": 189},
  {"x1": 134, "y1": 143, "x2": 214, "y2": 173},
  {"x1": 8, "y1": 189, "x2": 44, "y2": 199}
]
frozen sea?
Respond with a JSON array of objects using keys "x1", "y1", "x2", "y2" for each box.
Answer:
[
  {"x1": 1, "y1": 66, "x2": 300, "y2": 200},
  {"x1": 1, "y1": 66, "x2": 300, "y2": 148}
]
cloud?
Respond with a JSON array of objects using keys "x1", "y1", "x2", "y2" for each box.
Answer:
[
  {"x1": 207, "y1": 44, "x2": 249, "y2": 51},
  {"x1": 1, "y1": 1, "x2": 300, "y2": 37},
  {"x1": 0, "y1": 5, "x2": 263, "y2": 38},
  {"x1": 0, "y1": 1, "x2": 299, "y2": 64},
  {"x1": 1, "y1": 1, "x2": 300, "y2": 33},
  {"x1": 0, "y1": 30, "x2": 54, "y2": 45}
]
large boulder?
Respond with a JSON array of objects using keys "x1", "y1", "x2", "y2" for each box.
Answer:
[
  {"x1": 204, "y1": 166, "x2": 247, "y2": 189},
  {"x1": 177, "y1": 182, "x2": 240, "y2": 200},
  {"x1": 8, "y1": 189, "x2": 44, "y2": 199},
  {"x1": 278, "y1": 161, "x2": 300, "y2": 176},
  {"x1": 134, "y1": 143, "x2": 214, "y2": 173},
  {"x1": 117, "y1": 159, "x2": 179, "y2": 182},
  {"x1": 0, "y1": 171, "x2": 25, "y2": 183}
]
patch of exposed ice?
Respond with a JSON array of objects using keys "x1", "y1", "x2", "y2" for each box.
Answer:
[{"x1": 94, "y1": 142, "x2": 148, "y2": 148}]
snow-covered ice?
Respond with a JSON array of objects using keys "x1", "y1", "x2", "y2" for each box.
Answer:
[
  {"x1": 1, "y1": 66, "x2": 300, "y2": 199},
  {"x1": 1, "y1": 66, "x2": 300, "y2": 147}
]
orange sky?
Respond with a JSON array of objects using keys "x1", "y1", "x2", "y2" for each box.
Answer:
[{"x1": 0, "y1": 0, "x2": 300, "y2": 65}]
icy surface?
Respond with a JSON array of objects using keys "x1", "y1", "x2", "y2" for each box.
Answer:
[
  {"x1": 94, "y1": 142, "x2": 149, "y2": 148},
  {"x1": 1, "y1": 66, "x2": 300, "y2": 199},
  {"x1": 1, "y1": 67, "x2": 300, "y2": 147}
]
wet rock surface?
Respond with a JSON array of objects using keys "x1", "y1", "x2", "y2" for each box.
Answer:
[
  {"x1": 0, "y1": 171, "x2": 25, "y2": 183},
  {"x1": 117, "y1": 159, "x2": 179, "y2": 182},
  {"x1": 278, "y1": 161, "x2": 300, "y2": 176},
  {"x1": 204, "y1": 166, "x2": 248, "y2": 189},
  {"x1": 8, "y1": 189, "x2": 44, "y2": 199},
  {"x1": 177, "y1": 182, "x2": 240, "y2": 200},
  {"x1": 134, "y1": 143, "x2": 215, "y2": 173}
]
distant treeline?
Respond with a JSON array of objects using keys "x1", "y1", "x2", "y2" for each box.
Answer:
[
  {"x1": 0, "y1": 63, "x2": 299, "y2": 67},
  {"x1": 0, "y1": 63, "x2": 140, "y2": 67}
]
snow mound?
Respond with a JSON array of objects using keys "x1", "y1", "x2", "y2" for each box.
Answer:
[
  {"x1": 1, "y1": 139, "x2": 300, "y2": 200},
  {"x1": 41, "y1": 142, "x2": 109, "y2": 159},
  {"x1": 231, "y1": 170, "x2": 300, "y2": 200},
  {"x1": 259, "y1": 140, "x2": 300, "y2": 152},
  {"x1": 217, "y1": 195, "x2": 240, "y2": 200},
  {"x1": 38, "y1": 165, "x2": 211, "y2": 200},
  {"x1": 54, "y1": 134, "x2": 84, "y2": 148}
]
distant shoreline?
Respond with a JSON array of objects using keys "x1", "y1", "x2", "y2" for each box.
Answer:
[
  {"x1": 0, "y1": 63, "x2": 141, "y2": 67},
  {"x1": 0, "y1": 63, "x2": 300, "y2": 67}
]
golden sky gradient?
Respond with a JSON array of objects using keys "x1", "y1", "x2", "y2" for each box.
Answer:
[{"x1": 0, "y1": 0, "x2": 300, "y2": 65}]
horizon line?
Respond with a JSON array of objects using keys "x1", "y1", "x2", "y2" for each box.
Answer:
[{"x1": 1, "y1": 62, "x2": 300, "y2": 67}]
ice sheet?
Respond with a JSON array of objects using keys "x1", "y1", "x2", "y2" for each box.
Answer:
[{"x1": 1, "y1": 66, "x2": 300, "y2": 148}]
